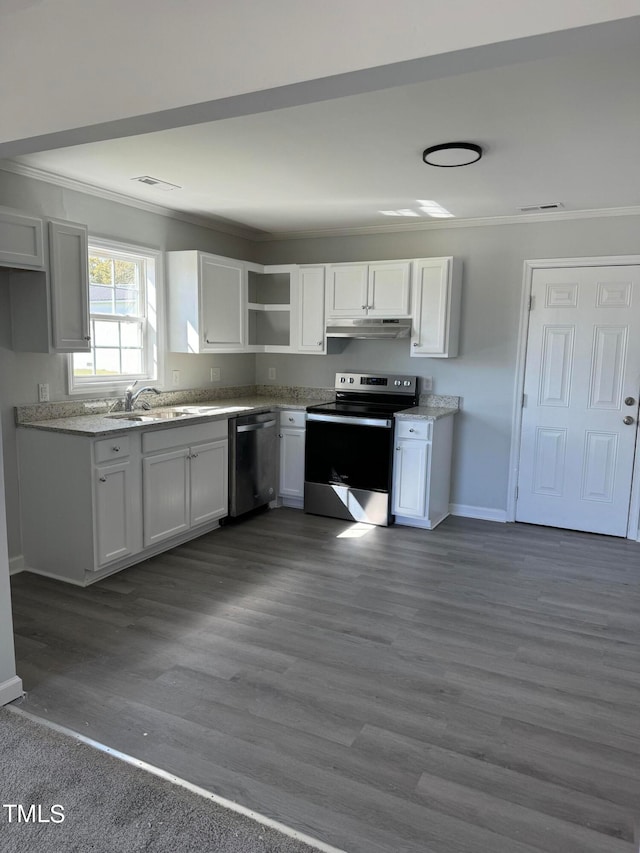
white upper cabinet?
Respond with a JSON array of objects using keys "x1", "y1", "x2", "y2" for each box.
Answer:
[
  {"x1": 410, "y1": 257, "x2": 462, "y2": 358},
  {"x1": 49, "y1": 220, "x2": 91, "y2": 353},
  {"x1": 326, "y1": 261, "x2": 411, "y2": 317},
  {"x1": 297, "y1": 266, "x2": 326, "y2": 353},
  {"x1": 0, "y1": 209, "x2": 44, "y2": 270},
  {"x1": 167, "y1": 251, "x2": 247, "y2": 353}
]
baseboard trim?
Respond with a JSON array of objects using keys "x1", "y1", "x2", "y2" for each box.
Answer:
[
  {"x1": 449, "y1": 504, "x2": 507, "y2": 523},
  {"x1": 0, "y1": 675, "x2": 24, "y2": 706},
  {"x1": 9, "y1": 555, "x2": 24, "y2": 575}
]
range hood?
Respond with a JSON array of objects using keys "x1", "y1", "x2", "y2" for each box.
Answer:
[{"x1": 325, "y1": 318, "x2": 411, "y2": 339}]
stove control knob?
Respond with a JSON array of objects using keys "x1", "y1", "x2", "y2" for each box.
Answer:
[
  {"x1": 349, "y1": 377, "x2": 355, "y2": 383},
  {"x1": 340, "y1": 377, "x2": 346, "y2": 383},
  {"x1": 394, "y1": 380, "x2": 401, "y2": 386},
  {"x1": 403, "y1": 380, "x2": 412, "y2": 386}
]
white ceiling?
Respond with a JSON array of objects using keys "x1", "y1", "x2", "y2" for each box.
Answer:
[{"x1": 10, "y1": 28, "x2": 640, "y2": 238}]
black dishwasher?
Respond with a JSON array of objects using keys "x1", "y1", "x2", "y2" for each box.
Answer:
[{"x1": 228, "y1": 412, "x2": 277, "y2": 517}]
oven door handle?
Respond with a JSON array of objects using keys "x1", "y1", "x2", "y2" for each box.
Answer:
[{"x1": 306, "y1": 413, "x2": 392, "y2": 428}]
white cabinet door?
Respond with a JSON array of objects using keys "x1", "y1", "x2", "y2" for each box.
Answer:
[
  {"x1": 411, "y1": 258, "x2": 461, "y2": 358},
  {"x1": 200, "y1": 254, "x2": 246, "y2": 351},
  {"x1": 49, "y1": 220, "x2": 90, "y2": 352},
  {"x1": 143, "y1": 448, "x2": 190, "y2": 546},
  {"x1": 297, "y1": 266, "x2": 325, "y2": 353},
  {"x1": 94, "y1": 460, "x2": 136, "y2": 567},
  {"x1": 326, "y1": 264, "x2": 368, "y2": 316},
  {"x1": 367, "y1": 262, "x2": 411, "y2": 316},
  {"x1": 0, "y1": 209, "x2": 44, "y2": 269},
  {"x1": 392, "y1": 438, "x2": 429, "y2": 517},
  {"x1": 190, "y1": 439, "x2": 228, "y2": 526},
  {"x1": 279, "y1": 428, "x2": 306, "y2": 498}
]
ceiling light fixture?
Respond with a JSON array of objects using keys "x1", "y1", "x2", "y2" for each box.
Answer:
[{"x1": 422, "y1": 142, "x2": 482, "y2": 167}]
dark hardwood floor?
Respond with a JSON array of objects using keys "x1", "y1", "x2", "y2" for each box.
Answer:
[{"x1": 10, "y1": 510, "x2": 640, "y2": 853}]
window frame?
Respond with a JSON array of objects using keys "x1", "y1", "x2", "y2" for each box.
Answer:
[{"x1": 67, "y1": 237, "x2": 164, "y2": 396}]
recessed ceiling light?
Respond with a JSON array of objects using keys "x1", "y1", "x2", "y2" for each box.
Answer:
[
  {"x1": 131, "y1": 175, "x2": 182, "y2": 191},
  {"x1": 417, "y1": 200, "x2": 454, "y2": 218},
  {"x1": 422, "y1": 142, "x2": 482, "y2": 167}
]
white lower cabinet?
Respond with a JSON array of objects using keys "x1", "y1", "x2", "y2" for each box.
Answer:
[
  {"x1": 143, "y1": 436, "x2": 228, "y2": 547},
  {"x1": 392, "y1": 416, "x2": 454, "y2": 529},
  {"x1": 278, "y1": 410, "x2": 306, "y2": 507},
  {"x1": 18, "y1": 419, "x2": 228, "y2": 586},
  {"x1": 94, "y1": 458, "x2": 138, "y2": 567}
]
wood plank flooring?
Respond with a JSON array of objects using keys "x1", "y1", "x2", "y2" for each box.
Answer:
[{"x1": 9, "y1": 510, "x2": 640, "y2": 853}]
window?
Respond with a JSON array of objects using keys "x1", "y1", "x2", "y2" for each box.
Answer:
[{"x1": 69, "y1": 238, "x2": 162, "y2": 394}]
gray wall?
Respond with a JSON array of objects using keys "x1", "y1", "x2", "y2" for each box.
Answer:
[
  {"x1": 0, "y1": 169, "x2": 257, "y2": 560},
  {"x1": 256, "y1": 216, "x2": 640, "y2": 514}
]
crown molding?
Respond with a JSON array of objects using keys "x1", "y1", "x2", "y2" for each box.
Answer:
[
  {"x1": 0, "y1": 160, "x2": 266, "y2": 242},
  {"x1": 3, "y1": 159, "x2": 640, "y2": 244},
  {"x1": 257, "y1": 205, "x2": 640, "y2": 241}
]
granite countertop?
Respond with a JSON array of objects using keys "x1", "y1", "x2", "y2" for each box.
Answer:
[
  {"x1": 16, "y1": 396, "x2": 315, "y2": 437},
  {"x1": 394, "y1": 405, "x2": 459, "y2": 421}
]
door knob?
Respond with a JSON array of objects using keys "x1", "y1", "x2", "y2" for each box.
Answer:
[
  {"x1": 625, "y1": 397, "x2": 636, "y2": 406},
  {"x1": 623, "y1": 416, "x2": 634, "y2": 425}
]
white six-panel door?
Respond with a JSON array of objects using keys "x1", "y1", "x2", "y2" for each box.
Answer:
[{"x1": 516, "y1": 266, "x2": 640, "y2": 536}]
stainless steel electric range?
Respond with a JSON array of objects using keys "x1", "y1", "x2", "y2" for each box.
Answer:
[{"x1": 304, "y1": 371, "x2": 418, "y2": 526}]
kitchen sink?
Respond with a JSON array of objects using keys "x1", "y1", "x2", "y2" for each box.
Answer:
[{"x1": 106, "y1": 411, "x2": 189, "y2": 421}]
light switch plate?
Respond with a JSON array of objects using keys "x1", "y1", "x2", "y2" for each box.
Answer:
[
  {"x1": 422, "y1": 376, "x2": 433, "y2": 392},
  {"x1": 38, "y1": 383, "x2": 49, "y2": 402},
  {"x1": 210, "y1": 367, "x2": 221, "y2": 382},
  {"x1": 172, "y1": 370, "x2": 180, "y2": 385},
  {"x1": 268, "y1": 367, "x2": 276, "y2": 380}
]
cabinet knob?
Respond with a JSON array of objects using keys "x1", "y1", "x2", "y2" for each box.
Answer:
[
  {"x1": 361, "y1": 305, "x2": 367, "y2": 310},
  {"x1": 112, "y1": 445, "x2": 120, "y2": 452},
  {"x1": 288, "y1": 417, "x2": 294, "y2": 422},
  {"x1": 409, "y1": 428, "x2": 415, "y2": 433},
  {"x1": 412, "y1": 342, "x2": 419, "y2": 347},
  {"x1": 83, "y1": 335, "x2": 91, "y2": 341},
  {"x1": 99, "y1": 476, "x2": 107, "y2": 483},
  {"x1": 191, "y1": 452, "x2": 199, "y2": 458},
  {"x1": 396, "y1": 446, "x2": 401, "y2": 451},
  {"x1": 278, "y1": 433, "x2": 283, "y2": 438},
  {"x1": 317, "y1": 341, "x2": 322, "y2": 346}
]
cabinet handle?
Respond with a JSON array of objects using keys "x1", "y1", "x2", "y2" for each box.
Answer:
[
  {"x1": 99, "y1": 476, "x2": 107, "y2": 483},
  {"x1": 112, "y1": 445, "x2": 120, "y2": 452}
]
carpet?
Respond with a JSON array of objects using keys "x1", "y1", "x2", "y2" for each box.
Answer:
[{"x1": 0, "y1": 706, "x2": 340, "y2": 853}]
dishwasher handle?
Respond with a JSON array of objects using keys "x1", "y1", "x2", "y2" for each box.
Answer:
[{"x1": 236, "y1": 419, "x2": 277, "y2": 433}]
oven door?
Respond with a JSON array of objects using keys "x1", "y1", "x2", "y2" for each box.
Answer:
[{"x1": 304, "y1": 414, "x2": 394, "y2": 525}]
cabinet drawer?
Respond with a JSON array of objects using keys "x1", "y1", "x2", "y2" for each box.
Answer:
[
  {"x1": 94, "y1": 435, "x2": 132, "y2": 462},
  {"x1": 142, "y1": 419, "x2": 228, "y2": 453},
  {"x1": 279, "y1": 410, "x2": 306, "y2": 429},
  {"x1": 395, "y1": 419, "x2": 432, "y2": 441}
]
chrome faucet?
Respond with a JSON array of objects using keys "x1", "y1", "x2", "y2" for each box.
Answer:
[{"x1": 124, "y1": 380, "x2": 162, "y2": 412}]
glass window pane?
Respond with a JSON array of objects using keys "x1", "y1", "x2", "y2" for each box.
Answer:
[
  {"x1": 115, "y1": 287, "x2": 140, "y2": 316},
  {"x1": 114, "y1": 259, "x2": 138, "y2": 285},
  {"x1": 121, "y1": 349, "x2": 142, "y2": 375},
  {"x1": 95, "y1": 349, "x2": 120, "y2": 375},
  {"x1": 90, "y1": 284, "x2": 114, "y2": 314},
  {"x1": 72, "y1": 351, "x2": 94, "y2": 376},
  {"x1": 89, "y1": 256, "x2": 113, "y2": 284},
  {"x1": 120, "y1": 323, "x2": 142, "y2": 348},
  {"x1": 93, "y1": 320, "x2": 120, "y2": 347}
]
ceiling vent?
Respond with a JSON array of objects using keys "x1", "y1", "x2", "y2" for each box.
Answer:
[
  {"x1": 518, "y1": 202, "x2": 564, "y2": 213},
  {"x1": 130, "y1": 175, "x2": 181, "y2": 191}
]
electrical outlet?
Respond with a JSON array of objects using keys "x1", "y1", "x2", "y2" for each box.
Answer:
[
  {"x1": 268, "y1": 367, "x2": 276, "y2": 380},
  {"x1": 422, "y1": 376, "x2": 433, "y2": 392},
  {"x1": 172, "y1": 369, "x2": 180, "y2": 385},
  {"x1": 38, "y1": 383, "x2": 49, "y2": 402},
  {"x1": 210, "y1": 367, "x2": 221, "y2": 382}
]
